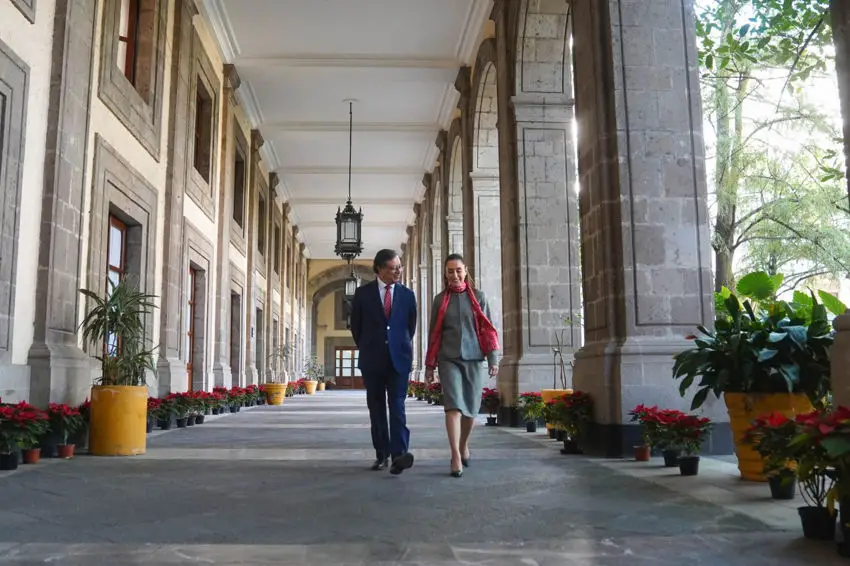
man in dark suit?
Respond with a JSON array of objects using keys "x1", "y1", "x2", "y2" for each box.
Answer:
[{"x1": 350, "y1": 249, "x2": 417, "y2": 474}]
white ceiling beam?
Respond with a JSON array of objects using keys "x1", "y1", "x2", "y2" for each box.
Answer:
[
  {"x1": 279, "y1": 166, "x2": 423, "y2": 175},
  {"x1": 298, "y1": 221, "x2": 407, "y2": 228},
  {"x1": 263, "y1": 121, "x2": 441, "y2": 134},
  {"x1": 287, "y1": 197, "x2": 415, "y2": 205},
  {"x1": 234, "y1": 54, "x2": 462, "y2": 69}
]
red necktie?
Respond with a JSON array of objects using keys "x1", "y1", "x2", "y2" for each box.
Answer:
[{"x1": 384, "y1": 284, "x2": 393, "y2": 319}]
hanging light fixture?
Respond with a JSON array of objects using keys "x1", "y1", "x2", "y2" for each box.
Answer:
[
  {"x1": 344, "y1": 264, "x2": 360, "y2": 300},
  {"x1": 335, "y1": 100, "x2": 364, "y2": 261}
]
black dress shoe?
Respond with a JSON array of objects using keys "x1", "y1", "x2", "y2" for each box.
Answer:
[
  {"x1": 461, "y1": 455, "x2": 470, "y2": 468},
  {"x1": 390, "y1": 452, "x2": 414, "y2": 475},
  {"x1": 371, "y1": 458, "x2": 388, "y2": 471}
]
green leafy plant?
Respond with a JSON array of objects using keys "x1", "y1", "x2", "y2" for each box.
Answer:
[
  {"x1": 674, "y1": 271, "x2": 841, "y2": 410},
  {"x1": 79, "y1": 277, "x2": 158, "y2": 386},
  {"x1": 517, "y1": 392, "x2": 544, "y2": 422},
  {"x1": 303, "y1": 355, "x2": 325, "y2": 382}
]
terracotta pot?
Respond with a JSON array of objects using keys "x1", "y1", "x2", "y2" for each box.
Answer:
[
  {"x1": 57, "y1": 444, "x2": 75, "y2": 459},
  {"x1": 22, "y1": 449, "x2": 40, "y2": 464},
  {"x1": 634, "y1": 445, "x2": 651, "y2": 461}
]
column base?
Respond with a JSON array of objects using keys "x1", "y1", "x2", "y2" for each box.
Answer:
[
  {"x1": 27, "y1": 342, "x2": 93, "y2": 407},
  {"x1": 583, "y1": 421, "x2": 734, "y2": 458},
  {"x1": 212, "y1": 361, "x2": 233, "y2": 388},
  {"x1": 832, "y1": 312, "x2": 850, "y2": 407},
  {"x1": 573, "y1": 336, "x2": 731, "y2": 457},
  {"x1": 156, "y1": 357, "x2": 187, "y2": 397}
]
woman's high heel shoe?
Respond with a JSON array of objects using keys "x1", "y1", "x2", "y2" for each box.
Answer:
[
  {"x1": 450, "y1": 469, "x2": 463, "y2": 478},
  {"x1": 461, "y1": 455, "x2": 470, "y2": 468}
]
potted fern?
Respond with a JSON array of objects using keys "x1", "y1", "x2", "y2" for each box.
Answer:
[
  {"x1": 79, "y1": 277, "x2": 157, "y2": 456},
  {"x1": 303, "y1": 355, "x2": 325, "y2": 394}
]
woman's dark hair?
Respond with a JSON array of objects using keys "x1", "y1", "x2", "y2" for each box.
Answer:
[
  {"x1": 443, "y1": 253, "x2": 476, "y2": 289},
  {"x1": 373, "y1": 249, "x2": 399, "y2": 274}
]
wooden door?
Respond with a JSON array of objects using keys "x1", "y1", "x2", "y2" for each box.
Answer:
[{"x1": 334, "y1": 347, "x2": 364, "y2": 389}]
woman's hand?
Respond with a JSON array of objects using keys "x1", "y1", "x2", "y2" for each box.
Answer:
[
  {"x1": 488, "y1": 365, "x2": 499, "y2": 378},
  {"x1": 425, "y1": 368, "x2": 435, "y2": 383}
]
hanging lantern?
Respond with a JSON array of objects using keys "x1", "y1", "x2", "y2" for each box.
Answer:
[{"x1": 334, "y1": 99, "x2": 364, "y2": 262}]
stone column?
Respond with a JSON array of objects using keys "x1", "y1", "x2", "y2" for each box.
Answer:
[
  {"x1": 289, "y1": 226, "x2": 299, "y2": 375},
  {"x1": 454, "y1": 67, "x2": 477, "y2": 271},
  {"x1": 243, "y1": 129, "x2": 263, "y2": 386},
  {"x1": 153, "y1": 0, "x2": 198, "y2": 396},
  {"x1": 570, "y1": 0, "x2": 720, "y2": 457},
  {"x1": 829, "y1": 0, "x2": 850, "y2": 407},
  {"x1": 27, "y1": 0, "x2": 99, "y2": 407},
  {"x1": 469, "y1": 172, "x2": 503, "y2": 337},
  {"x1": 486, "y1": 0, "x2": 584, "y2": 420},
  {"x1": 211, "y1": 64, "x2": 239, "y2": 388}
]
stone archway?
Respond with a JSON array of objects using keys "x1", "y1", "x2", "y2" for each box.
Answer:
[
  {"x1": 447, "y1": 127, "x2": 464, "y2": 256},
  {"x1": 308, "y1": 264, "x2": 374, "y2": 368},
  {"x1": 470, "y1": 40, "x2": 504, "y2": 340}
]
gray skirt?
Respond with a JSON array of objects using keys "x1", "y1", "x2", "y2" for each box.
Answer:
[{"x1": 439, "y1": 359, "x2": 486, "y2": 418}]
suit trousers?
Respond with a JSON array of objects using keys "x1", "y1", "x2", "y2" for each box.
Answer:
[{"x1": 362, "y1": 352, "x2": 410, "y2": 460}]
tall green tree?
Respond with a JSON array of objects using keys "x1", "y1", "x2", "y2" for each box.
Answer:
[{"x1": 696, "y1": 0, "x2": 840, "y2": 292}]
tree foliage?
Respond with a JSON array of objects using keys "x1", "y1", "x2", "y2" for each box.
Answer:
[{"x1": 696, "y1": 0, "x2": 848, "y2": 292}]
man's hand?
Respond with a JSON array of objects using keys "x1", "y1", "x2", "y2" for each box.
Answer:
[
  {"x1": 425, "y1": 368, "x2": 435, "y2": 384},
  {"x1": 488, "y1": 365, "x2": 499, "y2": 378}
]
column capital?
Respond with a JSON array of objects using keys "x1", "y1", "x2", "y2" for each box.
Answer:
[
  {"x1": 283, "y1": 202, "x2": 291, "y2": 216},
  {"x1": 469, "y1": 171, "x2": 500, "y2": 193},
  {"x1": 421, "y1": 172, "x2": 432, "y2": 190},
  {"x1": 454, "y1": 66, "x2": 471, "y2": 98},
  {"x1": 251, "y1": 129, "x2": 264, "y2": 153},
  {"x1": 269, "y1": 172, "x2": 280, "y2": 193},
  {"x1": 292, "y1": 225, "x2": 299, "y2": 237},
  {"x1": 435, "y1": 129, "x2": 448, "y2": 154},
  {"x1": 299, "y1": 242, "x2": 306, "y2": 255},
  {"x1": 512, "y1": 94, "x2": 575, "y2": 123}
]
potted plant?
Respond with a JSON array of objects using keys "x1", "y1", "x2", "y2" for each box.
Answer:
[
  {"x1": 673, "y1": 271, "x2": 840, "y2": 481},
  {"x1": 542, "y1": 320, "x2": 578, "y2": 430},
  {"x1": 518, "y1": 392, "x2": 544, "y2": 432},
  {"x1": 146, "y1": 397, "x2": 160, "y2": 433},
  {"x1": 482, "y1": 387, "x2": 499, "y2": 426},
  {"x1": 558, "y1": 390, "x2": 593, "y2": 455},
  {"x1": 303, "y1": 355, "x2": 325, "y2": 393},
  {"x1": 742, "y1": 412, "x2": 800, "y2": 499},
  {"x1": 47, "y1": 403, "x2": 84, "y2": 459},
  {"x1": 264, "y1": 344, "x2": 292, "y2": 405},
  {"x1": 79, "y1": 277, "x2": 158, "y2": 457},
  {"x1": 787, "y1": 409, "x2": 838, "y2": 540},
  {"x1": 629, "y1": 404, "x2": 660, "y2": 461},
  {"x1": 0, "y1": 402, "x2": 50, "y2": 469},
  {"x1": 666, "y1": 413, "x2": 713, "y2": 476}
]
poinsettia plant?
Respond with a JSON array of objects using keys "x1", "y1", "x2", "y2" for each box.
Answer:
[
  {"x1": 46, "y1": 403, "x2": 84, "y2": 445},
  {"x1": 666, "y1": 414, "x2": 713, "y2": 456},
  {"x1": 517, "y1": 392, "x2": 544, "y2": 422},
  {"x1": 742, "y1": 412, "x2": 800, "y2": 478},
  {"x1": 0, "y1": 402, "x2": 49, "y2": 453},
  {"x1": 481, "y1": 387, "x2": 500, "y2": 417},
  {"x1": 673, "y1": 271, "x2": 841, "y2": 410},
  {"x1": 556, "y1": 390, "x2": 593, "y2": 440},
  {"x1": 790, "y1": 407, "x2": 850, "y2": 512}
]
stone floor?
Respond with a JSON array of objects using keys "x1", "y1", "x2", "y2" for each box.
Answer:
[{"x1": 0, "y1": 390, "x2": 846, "y2": 565}]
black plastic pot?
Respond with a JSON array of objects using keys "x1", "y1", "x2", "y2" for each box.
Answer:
[
  {"x1": 678, "y1": 455, "x2": 700, "y2": 476},
  {"x1": 0, "y1": 452, "x2": 18, "y2": 471},
  {"x1": 556, "y1": 430, "x2": 566, "y2": 442},
  {"x1": 195, "y1": 414, "x2": 205, "y2": 425},
  {"x1": 798, "y1": 506, "x2": 835, "y2": 541},
  {"x1": 146, "y1": 419, "x2": 154, "y2": 433},
  {"x1": 158, "y1": 419, "x2": 172, "y2": 430},
  {"x1": 485, "y1": 416, "x2": 497, "y2": 426},
  {"x1": 548, "y1": 428, "x2": 558, "y2": 439},
  {"x1": 768, "y1": 475, "x2": 796, "y2": 500},
  {"x1": 526, "y1": 421, "x2": 537, "y2": 433},
  {"x1": 186, "y1": 415, "x2": 196, "y2": 426},
  {"x1": 229, "y1": 406, "x2": 237, "y2": 413},
  {"x1": 176, "y1": 418, "x2": 188, "y2": 428},
  {"x1": 662, "y1": 449, "x2": 680, "y2": 468},
  {"x1": 561, "y1": 439, "x2": 583, "y2": 455}
]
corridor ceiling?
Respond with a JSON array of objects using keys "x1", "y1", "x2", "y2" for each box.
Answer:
[{"x1": 198, "y1": 0, "x2": 493, "y2": 259}]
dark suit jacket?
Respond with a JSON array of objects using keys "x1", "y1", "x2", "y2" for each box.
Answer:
[{"x1": 350, "y1": 280, "x2": 417, "y2": 376}]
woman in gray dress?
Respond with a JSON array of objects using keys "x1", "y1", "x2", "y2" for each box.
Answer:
[{"x1": 424, "y1": 254, "x2": 500, "y2": 477}]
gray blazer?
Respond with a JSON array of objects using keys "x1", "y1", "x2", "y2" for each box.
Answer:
[{"x1": 428, "y1": 288, "x2": 499, "y2": 366}]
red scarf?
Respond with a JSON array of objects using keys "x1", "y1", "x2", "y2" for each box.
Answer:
[{"x1": 425, "y1": 282, "x2": 500, "y2": 370}]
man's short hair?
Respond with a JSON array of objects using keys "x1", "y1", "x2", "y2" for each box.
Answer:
[{"x1": 373, "y1": 249, "x2": 399, "y2": 274}]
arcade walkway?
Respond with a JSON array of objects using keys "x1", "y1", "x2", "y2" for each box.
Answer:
[{"x1": 0, "y1": 392, "x2": 841, "y2": 565}]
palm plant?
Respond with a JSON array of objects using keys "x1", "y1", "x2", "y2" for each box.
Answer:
[{"x1": 78, "y1": 277, "x2": 158, "y2": 386}]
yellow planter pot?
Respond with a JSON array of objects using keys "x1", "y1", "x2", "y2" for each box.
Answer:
[
  {"x1": 304, "y1": 380, "x2": 318, "y2": 395},
  {"x1": 725, "y1": 392, "x2": 814, "y2": 482},
  {"x1": 317, "y1": 382, "x2": 326, "y2": 391},
  {"x1": 89, "y1": 385, "x2": 147, "y2": 456},
  {"x1": 264, "y1": 383, "x2": 286, "y2": 406},
  {"x1": 541, "y1": 388, "x2": 573, "y2": 430}
]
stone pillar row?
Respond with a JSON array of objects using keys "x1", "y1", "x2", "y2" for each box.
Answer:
[
  {"x1": 405, "y1": 0, "x2": 719, "y2": 456},
  {"x1": 26, "y1": 0, "x2": 308, "y2": 403}
]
